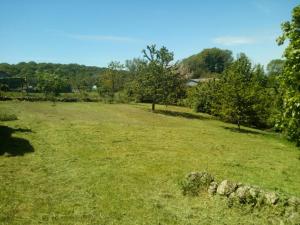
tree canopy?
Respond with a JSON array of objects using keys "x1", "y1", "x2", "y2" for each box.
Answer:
[
  {"x1": 277, "y1": 5, "x2": 300, "y2": 145},
  {"x1": 180, "y1": 48, "x2": 233, "y2": 78},
  {"x1": 129, "y1": 45, "x2": 185, "y2": 111},
  {"x1": 98, "y1": 61, "x2": 126, "y2": 102},
  {"x1": 0, "y1": 62, "x2": 106, "y2": 92}
]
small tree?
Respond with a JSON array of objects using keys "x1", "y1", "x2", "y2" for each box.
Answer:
[
  {"x1": 37, "y1": 73, "x2": 70, "y2": 102},
  {"x1": 186, "y1": 79, "x2": 221, "y2": 114},
  {"x1": 277, "y1": 5, "x2": 300, "y2": 145},
  {"x1": 98, "y1": 61, "x2": 124, "y2": 102},
  {"x1": 160, "y1": 68, "x2": 186, "y2": 106},
  {"x1": 132, "y1": 45, "x2": 182, "y2": 111},
  {"x1": 219, "y1": 54, "x2": 269, "y2": 129},
  {"x1": 219, "y1": 54, "x2": 251, "y2": 129}
]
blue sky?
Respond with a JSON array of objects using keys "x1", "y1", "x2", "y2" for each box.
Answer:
[{"x1": 0, "y1": 0, "x2": 298, "y2": 67}]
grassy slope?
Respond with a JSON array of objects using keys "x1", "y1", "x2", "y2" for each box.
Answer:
[{"x1": 0, "y1": 102, "x2": 299, "y2": 225}]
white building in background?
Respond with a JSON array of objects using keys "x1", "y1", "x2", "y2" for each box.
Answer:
[
  {"x1": 186, "y1": 79, "x2": 201, "y2": 87},
  {"x1": 186, "y1": 78, "x2": 217, "y2": 87}
]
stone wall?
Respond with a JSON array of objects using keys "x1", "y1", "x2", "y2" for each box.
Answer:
[{"x1": 181, "y1": 171, "x2": 300, "y2": 224}]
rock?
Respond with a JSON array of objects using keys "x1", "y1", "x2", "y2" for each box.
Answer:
[
  {"x1": 235, "y1": 185, "x2": 251, "y2": 203},
  {"x1": 229, "y1": 191, "x2": 237, "y2": 199},
  {"x1": 237, "y1": 182, "x2": 243, "y2": 187},
  {"x1": 286, "y1": 212, "x2": 300, "y2": 225},
  {"x1": 208, "y1": 181, "x2": 218, "y2": 195},
  {"x1": 182, "y1": 171, "x2": 214, "y2": 196},
  {"x1": 227, "y1": 192, "x2": 237, "y2": 207},
  {"x1": 265, "y1": 192, "x2": 279, "y2": 205},
  {"x1": 217, "y1": 180, "x2": 237, "y2": 196},
  {"x1": 254, "y1": 190, "x2": 266, "y2": 207},
  {"x1": 288, "y1": 196, "x2": 300, "y2": 207},
  {"x1": 287, "y1": 196, "x2": 300, "y2": 212},
  {"x1": 235, "y1": 185, "x2": 260, "y2": 204},
  {"x1": 185, "y1": 172, "x2": 200, "y2": 182},
  {"x1": 182, "y1": 171, "x2": 300, "y2": 214},
  {"x1": 249, "y1": 187, "x2": 260, "y2": 199},
  {"x1": 185, "y1": 171, "x2": 214, "y2": 185},
  {"x1": 199, "y1": 172, "x2": 214, "y2": 185}
]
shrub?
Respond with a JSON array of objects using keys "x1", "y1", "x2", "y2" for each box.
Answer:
[{"x1": 180, "y1": 171, "x2": 214, "y2": 196}]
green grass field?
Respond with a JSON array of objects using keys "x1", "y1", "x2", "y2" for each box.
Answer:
[{"x1": 0, "y1": 101, "x2": 299, "y2": 225}]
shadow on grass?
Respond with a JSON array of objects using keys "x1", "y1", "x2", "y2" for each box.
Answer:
[
  {"x1": 222, "y1": 126, "x2": 264, "y2": 135},
  {"x1": 0, "y1": 125, "x2": 34, "y2": 156},
  {"x1": 153, "y1": 109, "x2": 207, "y2": 120}
]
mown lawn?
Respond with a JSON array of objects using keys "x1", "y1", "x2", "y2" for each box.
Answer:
[{"x1": 0, "y1": 101, "x2": 299, "y2": 225}]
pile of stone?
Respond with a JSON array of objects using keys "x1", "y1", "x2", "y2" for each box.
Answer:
[
  {"x1": 182, "y1": 171, "x2": 300, "y2": 209},
  {"x1": 212, "y1": 180, "x2": 280, "y2": 206},
  {"x1": 181, "y1": 171, "x2": 214, "y2": 196}
]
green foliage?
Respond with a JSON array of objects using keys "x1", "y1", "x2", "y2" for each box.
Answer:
[
  {"x1": 0, "y1": 77, "x2": 25, "y2": 91},
  {"x1": 181, "y1": 48, "x2": 233, "y2": 78},
  {"x1": 124, "y1": 58, "x2": 148, "y2": 102},
  {"x1": 0, "y1": 83, "x2": 9, "y2": 92},
  {"x1": 277, "y1": 5, "x2": 300, "y2": 145},
  {"x1": 266, "y1": 60, "x2": 285, "y2": 125},
  {"x1": 129, "y1": 45, "x2": 185, "y2": 110},
  {"x1": 218, "y1": 54, "x2": 253, "y2": 127},
  {"x1": 161, "y1": 69, "x2": 186, "y2": 106},
  {"x1": 37, "y1": 73, "x2": 71, "y2": 97},
  {"x1": 0, "y1": 62, "x2": 105, "y2": 92},
  {"x1": 267, "y1": 59, "x2": 285, "y2": 77},
  {"x1": 186, "y1": 79, "x2": 221, "y2": 114},
  {"x1": 98, "y1": 61, "x2": 126, "y2": 102},
  {"x1": 186, "y1": 54, "x2": 276, "y2": 128},
  {"x1": 219, "y1": 56, "x2": 271, "y2": 128}
]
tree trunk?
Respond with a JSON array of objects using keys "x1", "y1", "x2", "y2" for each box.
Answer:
[
  {"x1": 151, "y1": 102, "x2": 155, "y2": 111},
  {"x1": 237, "y1": 120, "x2": 240, "y2": 131}
]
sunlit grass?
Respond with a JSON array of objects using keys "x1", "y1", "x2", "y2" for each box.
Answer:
[{"x1": 0, "y1": 101, "x2": 299, "y2": 224}]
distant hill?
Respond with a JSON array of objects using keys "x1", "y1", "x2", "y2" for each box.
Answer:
[
  {"x1": 0, "y1": 62, "x2": 107, "y2": 91},
  {"x1": 0, "y1": 62, "x2": 106, "y2": 79},
  {"x1": 179, "y1": 48, "x2": 233, "y2": 79}
]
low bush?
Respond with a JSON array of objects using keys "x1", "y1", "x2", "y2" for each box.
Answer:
[{"x1": 180, "y1": 171, "x2": 214, "y2": 196}]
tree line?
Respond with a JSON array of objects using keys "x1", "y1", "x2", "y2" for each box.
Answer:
[
  {"x1": 0, "y1": 5, "x2": 299, "y2": 145},
  {"x1": 0, "y1": 62, "x2": 106, "y2": 93}
]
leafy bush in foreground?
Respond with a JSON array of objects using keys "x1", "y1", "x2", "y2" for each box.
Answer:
[{"x1": 277, "y1": 5, "x2": 300, "y2": 146}]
